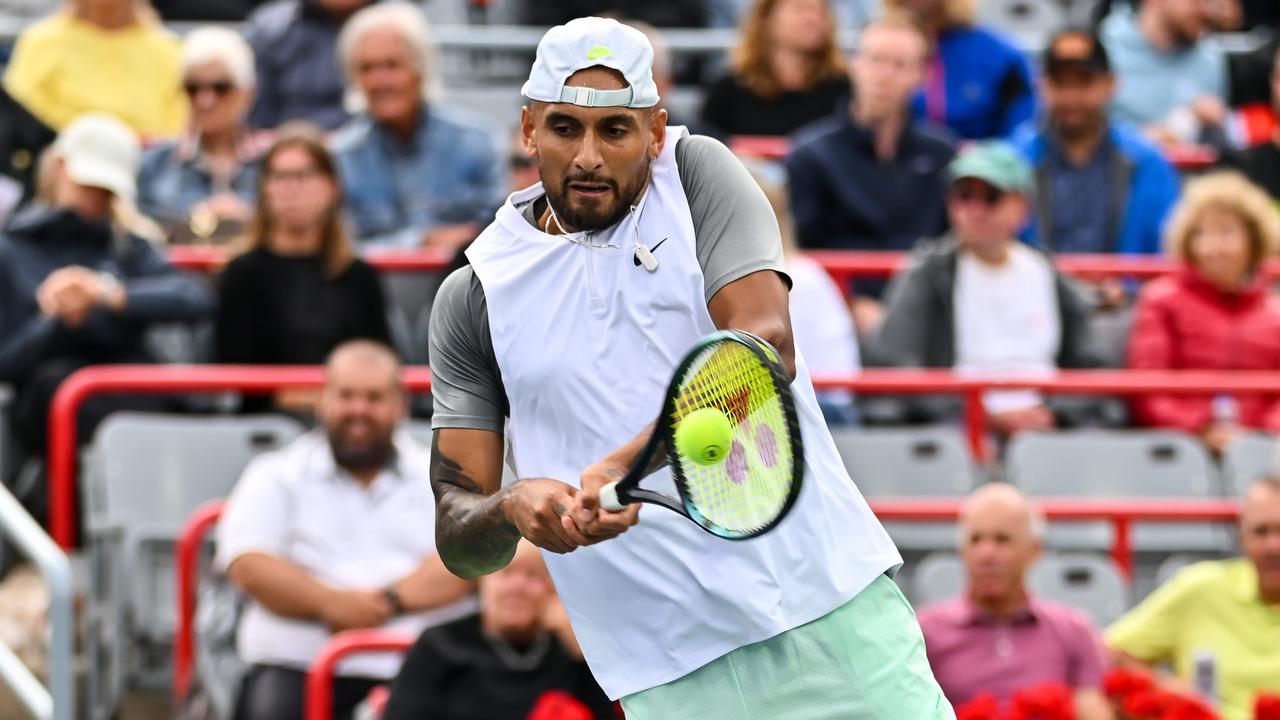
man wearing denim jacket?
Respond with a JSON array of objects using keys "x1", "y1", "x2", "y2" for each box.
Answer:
[{"x1": 331, "y1": 2, "x2": 503, "y2": 251}]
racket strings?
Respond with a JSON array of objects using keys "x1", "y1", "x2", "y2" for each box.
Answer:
[{"x1": 671, "y1": 342, "x2": 795, "y2": 537}]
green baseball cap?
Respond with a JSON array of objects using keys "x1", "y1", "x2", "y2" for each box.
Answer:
[{"x1": 947, "y1": 140, "x2": 1034, "y2": 196}]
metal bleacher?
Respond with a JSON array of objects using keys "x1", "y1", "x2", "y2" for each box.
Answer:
[
  {"x1": 82, "y1": 412, "x2": 304, "y2": 719},
  {"x1": 1005, "y1": 430, "x2": 1231, "y2": 553},
  {"x1": 911, "y1": 552, "x2": 1129, "y2": 628},
  {"x1": 833, "y1": 427, "x2": 978, "y2": 556}
]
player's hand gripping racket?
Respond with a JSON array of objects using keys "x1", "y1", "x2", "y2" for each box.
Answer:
[{"x1": 597, "y1": 330, "x2": 804, "y2": 540}]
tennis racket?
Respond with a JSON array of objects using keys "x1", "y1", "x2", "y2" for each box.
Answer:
[{"x1": 597, "y1": 330, "x2": 804, "y2": 540}]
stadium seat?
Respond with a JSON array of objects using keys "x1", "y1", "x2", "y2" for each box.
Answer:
[
  {"x1": 1027, "y1": 552, "x2": 1129, "y2": 627},
  {"x1": 1089, "y1": 307, "x2": 1134, "y2": 369},
  {"x1": 1005, "y1": 430, "x2": 1231, "y2": 554},
  {"x1": 83, "y1": 413, "x2": 304, "y2": 718},
  {"x1": 1222, "y1": 433, "x2": 1279, "y2": 496},
  {"x1": 911, "y1": 552, "x2": 966, "y2": 607},
  {"x1": 976, "y1": 0, "x2": 1068, "y2": 47},
  {"x1": 412, "y1": 300, "x2": 435, "y2": 367},
  {"x1": 831, "y1": 427, "x2": 979, "y2": 553},
  {"x1": 911, "y1": 551, "x2": 1129, "y2": 626},
  {"x1": 1154, "y1": 553, "x2": 1215, "y2": 590}
]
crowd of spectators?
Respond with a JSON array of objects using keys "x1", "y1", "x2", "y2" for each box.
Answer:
[{"x1": 2, "y1": 0, "x2": 1280, "y2": 716}]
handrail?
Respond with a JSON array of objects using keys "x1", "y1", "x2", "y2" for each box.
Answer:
[
  {"x1": 0, "y1": 485, "x2": 75, "y2": 720},
  {"x1": 305, "y1": 630, "x2": 414, "y2": 720},
  {"x1": 870, "y1": 498, "x2": 1241, "y2": 579},
  {"x1": 50, "y1": 366, "x2": 1280, "y2": 548},
  {"x1": 172, "y1": 500, "x2": 226, "y2": 702},
  {"x1": 164, "y1": 247, "x2": 1280, "y2": 282}
]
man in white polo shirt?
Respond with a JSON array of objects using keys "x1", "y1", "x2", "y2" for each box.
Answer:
[
  {"x1": 216, "y1": 340, "x2": 475, "y2": 720},
  {"x1": 426, "y1": 17, "x2": 952, "y2": 719}
]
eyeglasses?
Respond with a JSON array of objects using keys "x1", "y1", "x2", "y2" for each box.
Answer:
[
  {"x1": 949, "y1": 183, "x2": 1005, "y2": 207},
  {"x1": 266, "y1": 167, "x2": 324, "y2": 184},
  {"x1": 183, "y1": 80, "x2": 235, "y2": 98}
]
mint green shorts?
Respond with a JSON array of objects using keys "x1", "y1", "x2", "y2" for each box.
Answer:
[{"x1": 619, "y1": 574, "x2": 955, "y2": 720}]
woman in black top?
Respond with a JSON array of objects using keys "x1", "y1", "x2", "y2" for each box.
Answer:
[
  {"x1": 700, "y1": 0, "x2": 850, "y2": 139},
  {"x1": 215, "y1": 124, "x2": 390, "y2": 406}
]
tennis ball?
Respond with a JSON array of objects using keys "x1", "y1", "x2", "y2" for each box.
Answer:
[{"x1": 675, "y1": 408, "x2": 733, "y2": 465}]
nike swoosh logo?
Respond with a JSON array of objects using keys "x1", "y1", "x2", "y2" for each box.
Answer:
[{"x1": 633, "y1": 237, "x2": 668, "y2": 266}]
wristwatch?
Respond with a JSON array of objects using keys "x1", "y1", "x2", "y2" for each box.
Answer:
[
  {"x1": 97, "y1": 272, "x2": 122, "y2": 307},
  {"x1": 382, "y1": 586, "x2": 405, "y2": 616}
]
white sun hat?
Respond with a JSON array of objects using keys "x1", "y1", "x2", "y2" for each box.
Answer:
[{"x1": 54, "y1": 113, "x2": 140, "y2": 200}]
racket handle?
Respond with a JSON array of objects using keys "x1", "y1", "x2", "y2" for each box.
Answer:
[{"x1": 599, "y1": 481, "x2": 627, "y2": 512}]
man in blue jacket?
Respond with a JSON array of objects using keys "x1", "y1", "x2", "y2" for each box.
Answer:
[
  {"x1": 1011, "y1": 30, "x2": 1180, "y2": 258},
  {"x1": 0, "y1": 114, "x2": 213, "y2": 517}
]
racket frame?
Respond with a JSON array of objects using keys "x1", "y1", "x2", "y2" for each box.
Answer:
[{"x1": 599, "y1": 329, "x2": 805, "y2": 540}]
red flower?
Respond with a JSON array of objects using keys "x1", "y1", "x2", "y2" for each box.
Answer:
[
  {"x1": 1257, "y1": 693, "x2": 1280, "y2": 720},
  {"x1": 527, "y1": 690, "x2": 594, "y2": 720},
  {"x1": 1122, "y1": 689, "x2": 1173, "y2": 719},
  {"x1": 1009, "y1": 683, "x2": 1076, "y2": 720},
  {"x1": 956, "y1": 692, "x2": 1003, "y2": 720},
  {"x1": 1104, "y1": 668, "x2": 1157, "y2": 702}
]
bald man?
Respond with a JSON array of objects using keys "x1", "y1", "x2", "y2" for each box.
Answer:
[
  {"x1": 917, "y1": 484, "x2": 1112, "y2": 719},
  {"x1": 1107, "y1": 477, "x2": 1280, "y2": 720},
  {"x1": 217, "y1": 340, "x2": 477, "y2": 720}
]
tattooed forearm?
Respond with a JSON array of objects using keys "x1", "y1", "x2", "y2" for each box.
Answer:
[{"x1": 430, "y1": 435, "x2": 522, "y2": 580}]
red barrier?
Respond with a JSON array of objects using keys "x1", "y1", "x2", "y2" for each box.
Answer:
[
  {"x1": 305, "y1": 630, "x2": 414, "y2": 720},
  {"x1": 168, "y1": 497, "x2": 1240, "y2": 703},
  {"x1": 47, "y1": 365, "x2": 434, "y2": 548},
  {"x1": 727, "y1": 134, "x2": 1221, "y2": 171},
  {"x1": 173, "y1": 499, "x2": 224, "y2": 701},
  {"x1": 870, "y1": 498, "x2": 1240, "y2": 579},
  {"x1": 166, "y1": 245, "x2": 455, "y2": 273},
  {"x1": 51, "y1": 366, "x2": 1280, "y2": 547},
  {"x1": 167, "y1": 246, "x2": 1280, "y2": 283}
]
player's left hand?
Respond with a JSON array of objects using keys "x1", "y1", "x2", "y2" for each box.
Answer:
[{"x1": 570, "y1": 461, "x2": 641, "y2": 542}]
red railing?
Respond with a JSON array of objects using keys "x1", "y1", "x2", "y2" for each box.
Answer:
[
  {"x1": 166, "y1": 246, "x2": 1280, "y2": 284},
  {"x1": 168, "y1": 497, "x2": 1241, "y2": 705},
  {"x1": 872, "y1": 498, "x2": 1240, "y2": 580},
  {"x1": 305, "y1": 630, "x2": 414, "y2": 720},
  {"x1": 173, "y1": 499, "x2": 224, "y2": 701},
  {"x1": 166, "y1": 245, "x2": 455, "y2": 273},
  {"x1": 728, "y1": 134, "x2": 1220, "y2": 171},
  {"x1": 47, "y1": 365, "x2": 434, "y2": 548},
  {"x1": 50, "y1": 366, "x2": 1280, "y2": 548}
]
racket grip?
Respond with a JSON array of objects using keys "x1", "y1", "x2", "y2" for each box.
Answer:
[{"x1": 599, "y1": 481, "x2": 626, "y2": 512}]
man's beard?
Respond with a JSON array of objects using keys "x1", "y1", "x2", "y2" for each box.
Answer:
[
  {"x1": 543, "y1": 165, "x2": 650, "y2": 232},
  {"x1": 328, "y1": 426, "x2": 395, "y2": 473}
]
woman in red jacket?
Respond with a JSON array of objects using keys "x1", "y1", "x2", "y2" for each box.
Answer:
[{"x1": 1128, "y1": 171, "x2": 1280, "y2": 453}]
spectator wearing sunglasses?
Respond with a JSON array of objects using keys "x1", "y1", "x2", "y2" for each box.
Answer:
[
  {"x1": 137, "y1": 28, "x2": 268, "y2": 245},
  {"x1": 872, "y1": 141, "x2": 1101, "y2": 433}
]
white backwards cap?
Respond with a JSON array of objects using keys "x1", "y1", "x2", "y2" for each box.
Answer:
[{"x1": 521, "y1": 16, "x2": 660, "y2": 109}]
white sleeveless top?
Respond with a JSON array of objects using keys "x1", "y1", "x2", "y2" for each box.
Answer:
[{"x1": 466, "y1": 126, "x2": 901, "y2": 699}]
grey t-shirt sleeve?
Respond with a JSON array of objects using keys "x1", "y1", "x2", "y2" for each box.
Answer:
[
  {"x1": 675, "y1": 134, "x2": 791, "y2": 302},
  {"x1": 427, "y1": 266, "x2": 508, "y2": 433}
]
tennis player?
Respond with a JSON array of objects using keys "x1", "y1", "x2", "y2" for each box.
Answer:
[{"x1": 428, "y1": 17, "x2": 952, "y2": 719}]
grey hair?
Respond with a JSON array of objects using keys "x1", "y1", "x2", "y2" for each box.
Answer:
[
  {"x1": 338, "y1": 1, "x2": 443, "y2": 113},
  {"x1": 182, "y1": 26, "x2": 256, "y2": 89}
]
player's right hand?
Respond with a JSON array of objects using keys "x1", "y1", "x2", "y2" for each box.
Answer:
[{"x1": 503, "y1": 478, "x2": 593, "y2": 554}]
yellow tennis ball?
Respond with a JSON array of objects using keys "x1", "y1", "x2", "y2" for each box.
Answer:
[{"x1": 675, "y1": 408, "x2": 733, "y2": 465}]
